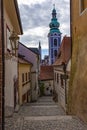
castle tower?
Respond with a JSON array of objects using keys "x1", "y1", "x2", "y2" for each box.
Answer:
[{"x1": 48, "y1": 5, "x2": 61, "y2": 64}]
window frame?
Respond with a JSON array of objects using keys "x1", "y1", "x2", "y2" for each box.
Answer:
[
  {"x1": 54, "y1": 39, "x2": 57, "y2": 46},
  {"x1": 79, "y1": 0, "x2": 87, "y2": 15},
  {"x1": 6, "y1": 25, "x2": 12, "y2": 52}
]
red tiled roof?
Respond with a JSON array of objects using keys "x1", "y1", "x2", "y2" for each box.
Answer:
[
  {"x1": 53, "y1": 36, "x2": 71, "y2": 66},
  {"x1": 39, "y1": 65, "x2": 54, "y2": 81}
]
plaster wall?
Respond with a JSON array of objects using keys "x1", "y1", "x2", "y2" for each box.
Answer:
[
  {"x1": 43, "y1": 80, "x2": 53, "y2": 96},
  {"x1": 19, "y1": 63, "x2": 31, "y2": 105},
  {"x1": 68, "y1": 0, "x2": 87, "y2": 122},
  {"x1": 5, "y1": 57, "x2": 17, "y2": 107}
]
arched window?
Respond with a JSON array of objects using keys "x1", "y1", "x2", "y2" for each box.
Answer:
[
  {"x1": 54, "y1": 39, "x2": 57, "y2": 46},
  {"x1": 54, "y1": 50, "x2": 57, "y2": 57}
]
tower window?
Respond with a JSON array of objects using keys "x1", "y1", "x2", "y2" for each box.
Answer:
[
  {"x1": 51, "y1": 49, "x2": 53, "y2": 58},
  {"x1": 54, "y1": 39, "x2": 57, "y2": 46},
  {"x1": 54, "y1": 50, "x2": 57, "y2": 57}
]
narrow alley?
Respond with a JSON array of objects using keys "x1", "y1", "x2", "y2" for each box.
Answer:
[{"x1": 5, "y1": 96, "x2": 87, "y2": 130}]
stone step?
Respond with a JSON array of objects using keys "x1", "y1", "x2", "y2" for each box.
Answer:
[
  {"x1": 25, "y1": 102, "x2": 56, "y2": 106},
  {"x1": 28, "y1": 105, "x2": 58, "y2": 108},
  {"x1": 24, "y1": 115, "x2": 72, "y2": 121}
]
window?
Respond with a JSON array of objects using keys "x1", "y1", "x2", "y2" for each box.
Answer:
[
  {"x1": 22, "y1": 73, "x2": 24, "y2": 83},
  {"x1": 51, "y1": 49, "x2": 53, "y2": 58},
  {"x1": 54, "y1": 39, "x2": 57, "y2": 46},
  {"x1": 26, "y1": 73, "x2": 27, "y2": 82},
  {"x1": 55, "y1": 73, "x2": 56, "y2": 81},
  {"x1": 80, "y1": 0, "x2": 87, "y2": 13},
  {"x1": 57, "y1": 74, "x2": 59, "y2": 83},
  {"x1": 6, "y1": 26, "x2": 11, "y2": 51},
  {"x1": 54, "y1": 50, "x2": 57, "y2": 57},
  {"x1": 54, "y1": 33, "x2": 57, "y2": 35},
  {"x1": 60, "y1": 74, "x2": 64, "y2": 87},
  {"x1": 51, "y1": 60, "x2": 53, "y2": 64}
]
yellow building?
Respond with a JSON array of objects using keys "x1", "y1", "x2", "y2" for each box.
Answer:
[
  {"x1": 68, "y1": 0, "x2": 87, "y2": 122},
  {"x1": 18, "y1": 55, "x2": 32, "y2": 105}
]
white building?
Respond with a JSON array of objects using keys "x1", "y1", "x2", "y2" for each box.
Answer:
[{"x1": 53, "y1": 36, "x2": 71, "y2": 111}]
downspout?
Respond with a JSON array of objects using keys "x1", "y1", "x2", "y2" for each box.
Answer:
[{"x1": 1, "y1": 0, "x2": 5, "y2": 130}]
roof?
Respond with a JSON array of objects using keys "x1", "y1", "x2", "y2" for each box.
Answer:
[
  {"x1": 53, "y1": 36, "x2": 71, "y2": 66},
  {"x1": 29, "y1": 48, "x2": 40, "y2": 55},
  {"x1": 14, "y1": 0, "x2": 23, "y2": 34},
  {"x1": 4, "y1": 0, "x2": 23, "y2": 34},
  {"x1": 18, "y1": 58, "x2": 33, "y2": 66},
  {"x1": 18, "y1": 42, "x2": 40, "y2": 66},
  {"x1": 39, "y1": 65, "x2": 54, "y2": 81}
]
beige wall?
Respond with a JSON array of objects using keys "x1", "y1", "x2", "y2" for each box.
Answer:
[
  {"x1": 5, "y1": 57, "x2": 18, "y2": 107},
  {"x1": 4, "y1": 2, "x2": 22, "y2": 109},
  {"x1": 68, "y1": 0, "x2": 87, "y2": 122},
  {"x1": 54, "y1": 61, "x2": 70, "y2": 111},
  {"x1": 54, "y1": 67, "x2": 66, "y2": 110},
  {"x1": 4, "y1": 7, "x2": 18, "y2": 108},
  {"x1": 31, "y1": 56, "x2": 39, "y2": 101},
  {"x1": 42, "y1": 80, "x2": 53, "y2": 96},
  {"x1": 19, "y1": 62, "x2": 31, "y2": 105}
]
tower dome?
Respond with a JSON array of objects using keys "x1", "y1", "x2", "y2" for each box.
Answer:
[{"x1": 49, "y1": 5, "x2": 60, "y2": 34}]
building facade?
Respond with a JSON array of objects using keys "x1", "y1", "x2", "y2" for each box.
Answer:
[
  {"x1": 19, "y1": 43, "x2": 40, "y2": 102},
  {"x1": 4, "y1": 0, "x2": 23, "y2": 116},
  {"x1": 39, "y1": 65, "x2": 54, "y2": 96},
  {"x1": 18, "y1": 55, "x2": 32, "y2": 105},
  {"x1": 0, "y1": 0, "x2": 4, "y2": 129},
  {"x1": 68, "y1": 0, "x2": 87, "y2": 122},
  {"x1": 48, "y1": 5, "x2": 61, "y2": 65},
  {"x1": 53, "y1": 36, "x2": 71, "y2": 111}
]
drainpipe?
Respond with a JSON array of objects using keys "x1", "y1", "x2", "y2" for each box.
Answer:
[{"x1": 1, "y1": 0, "x2": 5, "y2": 129}]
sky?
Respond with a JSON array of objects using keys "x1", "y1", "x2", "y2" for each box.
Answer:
[{"x1": 17, "y1": 0, "x2": 70, "y2": 58}]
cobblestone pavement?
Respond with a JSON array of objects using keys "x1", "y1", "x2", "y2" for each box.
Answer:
[{"x1": 5, "y1": 96, "x2": 87, "y2": 130}]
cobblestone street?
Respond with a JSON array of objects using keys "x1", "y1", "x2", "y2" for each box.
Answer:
[{"x1": 5, "y1": 96, "x2": 87, "y2": 130}]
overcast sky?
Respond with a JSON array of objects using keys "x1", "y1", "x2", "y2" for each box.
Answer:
[{"x1": 18, "y1": 0, "x2": 70, "y2": 49}]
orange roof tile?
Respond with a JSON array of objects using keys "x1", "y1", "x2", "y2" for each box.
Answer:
[
  {"x1": 39, "y1": 65, "x2": 54, "y2": 81},
  {"x1": 53, "y1": 36, "x2": 71, "y2": 66}
]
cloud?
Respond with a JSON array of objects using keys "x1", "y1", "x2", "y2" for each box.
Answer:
[
  {"x1": 18, "y1": 0, "x2": 47, "y2": 6},
  {"x1": 18, "y1": 0, "x2": 70, "y2": 49}
]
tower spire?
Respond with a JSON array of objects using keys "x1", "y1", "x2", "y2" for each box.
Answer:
[
  {"x1": 48, "y1": 5, "x2": 61, "y2": 64},
  {"x1": 53, "y1": 4, "x2": 55, "y2": 9}
]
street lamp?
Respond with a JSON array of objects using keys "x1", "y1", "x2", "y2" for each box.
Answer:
[{"x1": 9, "y1": 31, "x2": 19, "y2": 56}]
